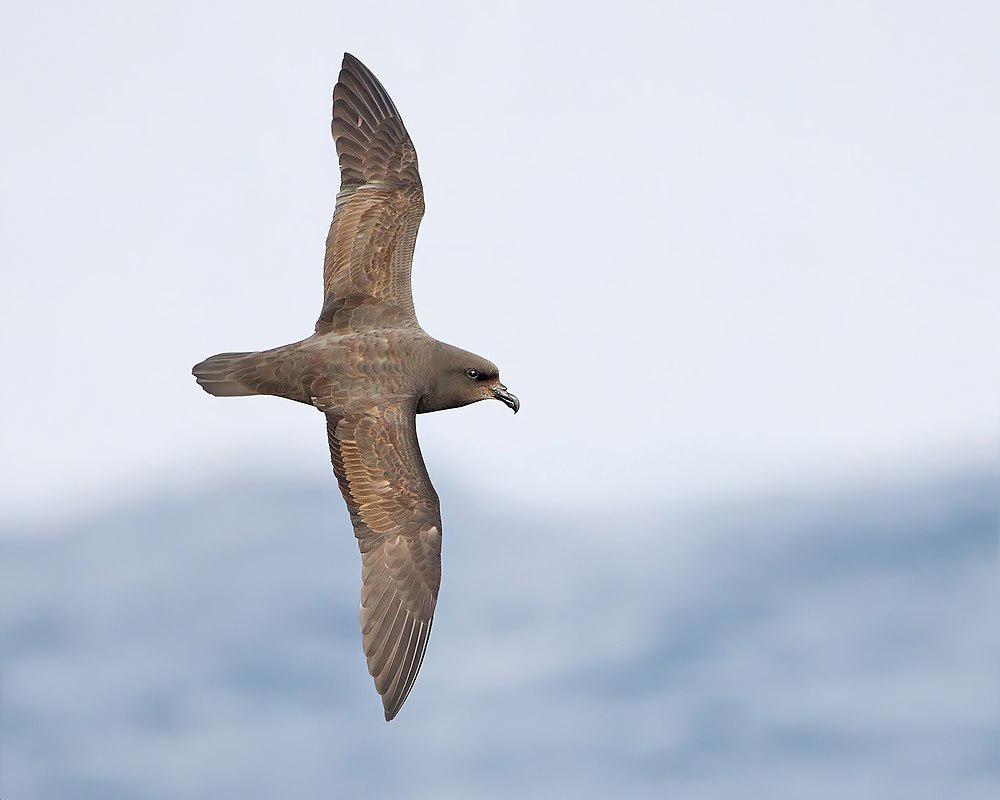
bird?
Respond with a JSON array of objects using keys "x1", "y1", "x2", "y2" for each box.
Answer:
[{"x1": 192, "y1": 53, "x2": 519, "y2": 721}]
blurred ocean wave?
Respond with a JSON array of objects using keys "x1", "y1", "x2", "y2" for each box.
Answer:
[{"x1": 1, "y1": 466, "x2": 996, "y2": 799}]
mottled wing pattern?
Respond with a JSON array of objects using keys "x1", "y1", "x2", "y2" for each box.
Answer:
[
  {"x1": 326, "y1": 403, "x2": 442, "y2": 720},
  {"x1": 318, "y1": 53, "x2": 425, "y2": 334}
]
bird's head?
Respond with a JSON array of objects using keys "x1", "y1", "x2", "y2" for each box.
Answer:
[{"x1": 419, "y1": 343, "x2": 519, "y2": 414}]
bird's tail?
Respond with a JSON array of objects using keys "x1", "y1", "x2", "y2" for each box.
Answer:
[{"x1": 192, "y1": 351, "x2": 259, "y2": 397}]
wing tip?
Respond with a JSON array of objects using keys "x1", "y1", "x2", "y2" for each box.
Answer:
[
  {"x1": 377, "y1": 618, "x2": 432, "y2": 722},
  {"x1": 381, "y1": 683, "x2": 410, "y2": 721},
  {"x1": 333, "y1": 51, "x2": 390, "y2": 133},
  {"x1": 340, "y1": 52, "x2": 376, "y2": 85},
  {"x1": 381, "y1": 692, "x2": 406, "y2": 722}
]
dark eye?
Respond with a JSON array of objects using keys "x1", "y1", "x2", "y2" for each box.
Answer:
[{"x1": 466, "y1": 368, "x2": 480, "y2": 379}]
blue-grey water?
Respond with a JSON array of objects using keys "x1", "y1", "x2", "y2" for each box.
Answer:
[{"x1": 1, "y1": 467, "x2": 996, "y2": 799}]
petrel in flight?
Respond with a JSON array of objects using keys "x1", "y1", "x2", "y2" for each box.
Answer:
[{"x1": 193, "y1": 53, "x2": 519, "y2": 720}]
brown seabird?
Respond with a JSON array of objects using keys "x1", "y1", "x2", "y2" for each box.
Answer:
[{"x1": 193, "y1": 53, "x2": 519, "y2": 720}]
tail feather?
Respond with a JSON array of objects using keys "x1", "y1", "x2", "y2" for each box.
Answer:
[{"x1": 192, "y1": 352, "x2": 258, "y2": 397}]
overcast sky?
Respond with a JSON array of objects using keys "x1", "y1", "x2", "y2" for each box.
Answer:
[{"x1": 1, "y1": 1, "x2": 997, "y2": 525}]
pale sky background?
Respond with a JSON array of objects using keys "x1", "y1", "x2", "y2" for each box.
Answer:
[{"x1": 1, "y1": 0, "x2": 997, "y2": 526}]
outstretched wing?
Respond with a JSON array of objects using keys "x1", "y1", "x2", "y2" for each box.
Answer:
[
  {"x1": 317, "y1": 53, "x2": 425, "y2": 334},
  {"x1": 325, "y1": 403, "x2": 442, "y2": 720}
]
